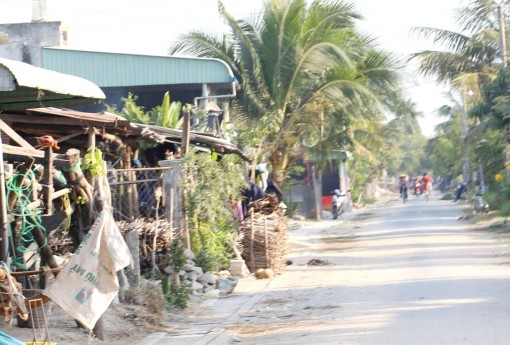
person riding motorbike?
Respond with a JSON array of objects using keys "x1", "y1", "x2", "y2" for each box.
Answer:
[
  {"x1": 413, "y1": 176, "x2": 421, "y2": 195},
  {"x1": 422, "y1": 173, "x2": 432, "y2": 201},
  {"x1": 453, "y1": 182, "x2": 468, "y2": 202},
  {"x1": 399, "y1": 175, "x2": 409, "y2": 202},
  {"x1": 332, "y1": 189, "x2": 346, "y2": 219}
]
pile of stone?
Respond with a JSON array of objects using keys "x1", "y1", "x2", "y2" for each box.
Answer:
[{"x1": 164, "y1": 250, "x2": 239, "y2": 296}]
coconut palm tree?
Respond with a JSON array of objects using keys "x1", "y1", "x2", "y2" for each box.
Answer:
[
  {"x1": 170, "y1": 0, "x2": 402, "y2": 183},
  {"x1": 409, "y1": 0, "x2": 508, "y2": 89},
  {"x1": 410, "y1": 0, "x2": 510, "y2": 182}
]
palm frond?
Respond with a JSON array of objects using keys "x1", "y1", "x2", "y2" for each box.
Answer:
[
  {"x1": 409, "y1": 50, "x2": 479, "y2": 83},
  {"x1": 409, "y1": 27, "x2": 470, "y2": 54},
  {"x1": 454, "y1": 0, "x2": 498, "y2": 34}
]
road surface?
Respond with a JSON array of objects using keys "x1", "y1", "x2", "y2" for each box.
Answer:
[{"x1": 142, "y1": 192, "x2": 510, "y2": 344}]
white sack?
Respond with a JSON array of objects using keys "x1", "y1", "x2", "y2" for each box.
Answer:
[{"x1": 43, "y1": 210, "x2": 133, "y2": 330}]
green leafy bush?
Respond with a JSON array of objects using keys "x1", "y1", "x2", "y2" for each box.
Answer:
[
  {"x1": 161, "y1": 276, "x2": 192, "y2": 309},
  {"x1": 181, "y1": 151, "x2": 248, "y2": 272}
]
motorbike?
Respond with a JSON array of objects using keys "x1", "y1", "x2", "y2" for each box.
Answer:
[
  {"x1": 332, "y1": 189, "x2": 347, "y2": 219},
  {"x1": 414, "y1": 181, "x2": 421, "y2": 195},
  {"x1": 453, "y1": 182, "x2": 468, "y2": 202},
  {"x1": 473, "y1": 192, "x2": 490, "y2": 215},
  {"x1": 400, "y1": 185, "x2": 408, "y2": 203}
]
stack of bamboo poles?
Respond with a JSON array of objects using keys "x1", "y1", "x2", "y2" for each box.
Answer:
[
  {"x1": 239, "y1": 195, "x2": 289, "y2": 275},
  {"x1": 117, "y1": 218, "x2": 174, "y2": 275}
]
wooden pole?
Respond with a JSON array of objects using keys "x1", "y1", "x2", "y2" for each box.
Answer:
[
  {"x1": 123, "y1": 146, "x2": 134, "y2": 220},
  {"x1": 250, "y1": 212, "x2": 255, "y2": 273},
  {"x1": 0, "y1": 132, "x2": 9, "y2": 262},
  {"x1": 180, "y1": 108, "x2": 191, "y2": 249},
  {"x1": 42, "y1": 147, "x2": 54, "y2": 216},
  {"x1": 180, "y1": 108, "x2": 191, "y2": 156},
  {"x1": 169, "y1": 188, "x2": 174, "y2": 243},
  {"x1": 264, "y1": 216, "x2": 269, "y2": 268},
  {"x1": 87, "y1": 127, "x2": 97, "y2": 217}
]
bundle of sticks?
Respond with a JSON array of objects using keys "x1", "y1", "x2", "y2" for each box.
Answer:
[
  {"x1": 239, "y1": 196, "x2": 289, "y2": 275},
  {"x1": 248, "y1": 195, "x2": 282, "y2": 215},
  {"x1": 117, "y1": 218, "x2": 174, "y2": 274}
]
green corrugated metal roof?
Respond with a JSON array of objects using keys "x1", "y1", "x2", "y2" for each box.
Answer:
[{"x1": 41, "y1": 48, "x2": 235, "y2": 88}]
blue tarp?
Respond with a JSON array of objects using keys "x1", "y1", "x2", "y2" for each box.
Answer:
[{"x1": 0, "y1": 331, "x2": 25, "y2": 345}]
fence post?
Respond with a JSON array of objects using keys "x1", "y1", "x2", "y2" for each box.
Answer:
[{"x1": 159, "y1": 160, "x2": 181, "y2": 232}]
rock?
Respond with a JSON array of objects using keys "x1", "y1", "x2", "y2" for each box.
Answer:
[
  {"x1": 255, "y1": 268, "x2": 275, "y2": 279},
  {"x1": 183, "y1": 263, "x2": 195, "y2": 272},
  {"x1": 184, "y1": 249, "x2": 196, "y2": 260},
  {"x1": 203, "y1": 289, "x2": 220, "y2": 299},
  {"x1": 192, "y1": 265, "x2": 204, "y2": 276},
  {"x1": 185, "y1": 270, "x2": 200, "y2": 282},
  {"x1": 307, "y1": 258, "x2": 331, "y2": 266},
  {"x1": 197, "y1": 271, "x2": 217, "y2": 285},
  {"x1": 217, "y1": 276, "x2": 240, "y2": 295},
  {"x1": 191, "y1": 280, "x2": 204, "y2": 292},
  {"x1": 203, "y1": 284, "x2": 217, "y2": 293}
]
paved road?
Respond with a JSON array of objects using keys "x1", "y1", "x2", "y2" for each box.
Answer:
[{"x1": 140, "y1": 193, "x2": 510, "y2": 344}]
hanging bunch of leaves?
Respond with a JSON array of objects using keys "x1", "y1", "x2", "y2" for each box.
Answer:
[{"x1": 82, "y1": 146, "x2": 105, "y2": 176}]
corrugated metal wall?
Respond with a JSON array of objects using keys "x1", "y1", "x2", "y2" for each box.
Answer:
[{"x1": 41, "y1": 48, "x2": 234, "y2": 87}]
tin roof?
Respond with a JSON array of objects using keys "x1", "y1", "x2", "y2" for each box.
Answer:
[
  {"x1": 0, "y1": 57, "x2": 105, "y2": 110},
  {"x1": 138, "y1": 124, "x2": 250, "y2": 162},
  {"x1": 42, "y1": 48, "x2": 236, "y2": 87}
]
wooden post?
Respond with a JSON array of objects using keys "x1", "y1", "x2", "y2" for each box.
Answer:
[
  {"x1": 87, "y1": 127, "x2": 97, "y2": 203},
  {"x1": 180, "y1": 109, "x2": 191, "y2": 156},
  {"x1": 169, "y1": 188, "x2": 174, "y2": 243},
  {"x1": 0, "y1": 133, "x2": 9, "y2": 262},
  {"x1": 179, "y1": 109, "x2": 191, "y2": 249},
  {"x1": 123, "y1": 146, "x2": 135, "y2": 220},
  {"x1": 250, "y1": 212, "x2": 255, "y2": 273},
  {"x1": 42, "y1": 147, "x2": 54, "y2": 216},
  {"x1": 264, "y1": 216, "x2": 269, "y2": 268}
]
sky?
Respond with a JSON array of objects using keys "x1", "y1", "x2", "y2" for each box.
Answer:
[{"x1": 0, "y1": 0, "x2": 465, "y2": 137}]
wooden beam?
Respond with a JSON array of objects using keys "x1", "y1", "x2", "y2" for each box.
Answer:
[
  {"x1": 0, "y1": 119, "x2": 34, "y2": 149},
  {"x1": 2, "y1": 144, "x2": 44, "y2": 158}
]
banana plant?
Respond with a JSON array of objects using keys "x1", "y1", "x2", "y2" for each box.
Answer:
[{"x1": 149, "y1": 91, "x2": 183, "y2": 129}]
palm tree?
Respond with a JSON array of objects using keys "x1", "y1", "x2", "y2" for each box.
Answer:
[
  {"x1": 410, "y1": 0, "x2": 510, "y2": 182},
  {"x1": 409, "y1": 0, "x2": 508, "y2": 91},
  {"x1": 170, "y1": 0, "x2": 402, "y2": 184}
]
